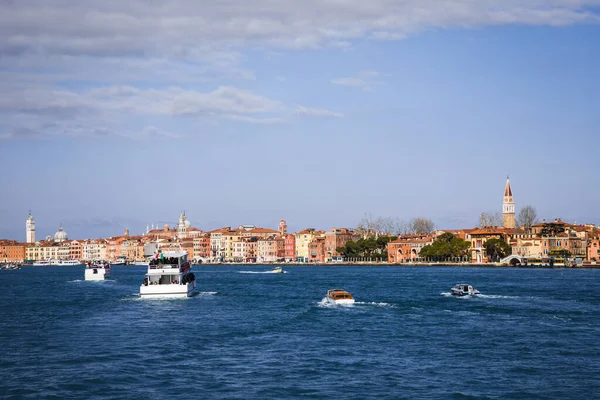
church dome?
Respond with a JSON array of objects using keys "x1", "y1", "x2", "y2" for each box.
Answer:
[
  {"x1": 184, "y1": 220, "x2": 191, "y2": 228},
  {"x1": 54, "y1": 226, "x2": 68, "y2": 242}
]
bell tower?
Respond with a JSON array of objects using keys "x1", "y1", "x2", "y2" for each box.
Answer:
[
  {"x1": 278, "y1": 220, "x2": 287, "y2": 236},
  {"x1": 26, "y1": 211, "x2": 35, "y2": 243},
  {"x1": 502, "y1": 177, "x2": 516, "y2": 229}
]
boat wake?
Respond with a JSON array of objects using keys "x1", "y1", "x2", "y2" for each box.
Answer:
[
  {"x1": 196, "y1": 291, "x2": 218, "y2": 296},
  {"x1": 238, "y1": 270, "x2": 287, "y2": 274},
  {"x1": 476, "y1": 294, "x2": 521, "y2": 300},
  {"x1": 440, "y1": 292, "x2": 477, "y2": 298},
  {"x1": 317, "y1": 298, "x2": 353, "y2": 308},
  {"x1": 354, "y1": 301, "x2": 395, "y2": 308}
]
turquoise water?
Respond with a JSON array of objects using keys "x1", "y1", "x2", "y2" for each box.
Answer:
[{"x1": 1, "y1": 266, "x2": 599, "y2": 399}]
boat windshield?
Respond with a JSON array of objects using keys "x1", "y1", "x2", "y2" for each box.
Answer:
[{"x1": 330, "y1": 291, "x2": 352, "y2": 299}]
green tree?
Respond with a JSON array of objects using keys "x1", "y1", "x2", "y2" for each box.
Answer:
[
  {"x1": 419, "y1": 233, "x2": 470, "y2": 259},
  {"x1": 483, "y1": 238, "x2": 511, "y2": 262}
]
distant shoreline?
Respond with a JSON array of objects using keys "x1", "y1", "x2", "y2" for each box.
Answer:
[{"x1": 192, "y1": 262, "x2": 600, "y2": 269}]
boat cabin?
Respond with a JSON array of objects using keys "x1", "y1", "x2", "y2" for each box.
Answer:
[
  {"x1": 144, "y1": 251, "x2": 190, "y2": 286},
  {"x1": 327, "y1": 289, "x2": 354, "y2": 300}
]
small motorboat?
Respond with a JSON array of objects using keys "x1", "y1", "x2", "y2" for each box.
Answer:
[
  {"x1": 451, "y1": 283, "x2": 480, "y2": 296},
  {"x1": 325, "y1": 289, "x2": 355, "y2": 305},
  {"x1": 269, "y1": 266, "x2": 283, "y2": 274}
]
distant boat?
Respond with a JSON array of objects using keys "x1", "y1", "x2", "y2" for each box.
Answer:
[
  {"x1": 132, "y1": 259, "x2": 149, "y2": 266},
  {"x1": 51, "y1": 260, "x2": 80, "y2": 266},
  {"x1": 110, "y1": 256, "x2": 127, "y2": 265},
  {"x1": 325, "y1": 289, "x2": 355, "y2": 305},
  {"x1": 1, "y1": 263, "x2": 21, "y2": 270},
  {"x1": 269, "y1": 266, "x2": 283, "y2": 274},
  {"x1": 451, "y1": 284, "x2": 480, "y2": 296},
  {"x1": 32, "y1": 259, "x2": 52, "y2": 266},
  {"x1": 85, "y1": 261, "x2": 111, "y2": 281}
]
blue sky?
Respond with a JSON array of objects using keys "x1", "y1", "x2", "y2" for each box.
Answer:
[{"x1": 1, "y1": 1, "x2": 599, "y2": 240}]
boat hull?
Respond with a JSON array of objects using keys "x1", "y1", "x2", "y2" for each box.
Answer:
[
  {"x1": 326, "y1": 298, "x2": 355, "y2": 305},
  {"x1": 85, "y1": 268, "x2": 110, "y2": 281},
  {"x1": 140, "y1": 281, "x2": 196, "y2": 298}
]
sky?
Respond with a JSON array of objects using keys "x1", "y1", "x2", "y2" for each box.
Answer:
[{"x1": 1, "y1": 0, "x2": 599, "y2": 240}]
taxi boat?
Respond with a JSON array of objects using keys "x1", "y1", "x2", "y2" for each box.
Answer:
[{"x1": 325, "y1": 289, "x2": 355, "y2": 305}]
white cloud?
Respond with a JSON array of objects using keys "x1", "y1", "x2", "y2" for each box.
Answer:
[
  {"x1": 331, "y1": 70, "x2": 384, "y2": 91},
  {"x1": 0, "y1": 1, "x2": 597, "y2": 139},
  {"x1": 295, "y1": 106, "x2": 344, "y2": 118},
  {"x1": 0, "y1": 1, "x2": 597, "y2": 58},
  {"x1": 0, "y1": 84, "x2": 286, "y2": 138}
]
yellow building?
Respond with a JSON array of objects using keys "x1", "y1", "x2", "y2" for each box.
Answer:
[{"x1": 294, "y1": 229, "x2": 325, "y2": 262}]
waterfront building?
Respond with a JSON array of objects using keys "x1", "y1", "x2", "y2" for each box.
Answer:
[
  {"x1": 528, "y1": 219, "x2": 587, "y2": 258},
  {"x1": 232, "y1": 237, "x2": 258, "y2": 262},
  {"x1": 193, "y1": 234, "x2": 211, "y2": 261},
  {"x1": 69, "y1": 240, "x2": 83, "y2": 260},
  {"x1": 257, "y1": 236, "x2": 279, "y2": 263},
  {"x1": 587, "y1": 237, "x2": 600, "y2": 262},
  {"x1": 284, "y1": 234, "x2": 295, "y2": 262},
  {"x1": 179, "y1": 238, "x2": 194, "y2": 261},
  {"x1": 26, "y1": 212, "x2": 35, "y2": 243},
  {"x1": 275, "y1": 236, "x2": 285, "y2": 260},
  {"x1": 209, "y1": 227, "x2": 231, "y2": 261},
  {"x1": 387, "y1": 235, "x2": 435, "y2": 263},
  {"x1": 294, "y1": 229, "x2": 319, "y2": 263},
  {"x1": 308, "y1": 236, "x2": 326, "y2": 263},
  {"x1": 468, "y1": 227, "x2": 508, "y2": 263},
  {"x1": 81, "y1": 239, "x2": 108, "y2": 261},
  {"x1": 0, "y1": 240, "x2": 26, "y2": 263},
  {"x1": 502, "y1": 178, "x2": 516, "y2": 229},
  {"x1": 324, "y1": 228, "x2": 354, "y2": 261},
  {"x1": 25, "y1": 240, "x2": 70, "y2": 261}
]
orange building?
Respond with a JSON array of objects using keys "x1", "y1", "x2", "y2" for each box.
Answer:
[
  {"x1": 387, "y1": 235, "x2": 434, "y2": 263},
  {"x1": 324, "y1": 228, "x2": 354, "y2": 260},
  {"x1": 308, "y1": 237, "x2": 326, "y2": 263},
  {"x1": 69, "y1": 240, "x2": 83, "y2": 260},
  {"x1": 193, "y1": 235, "x2": 211, "y2": 260},
  {"x1": 0, "y1": 240, "x2": 26, "y2": 262}
]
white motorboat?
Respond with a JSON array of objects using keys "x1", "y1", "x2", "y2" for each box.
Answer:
[
  {"x1": 140, "y1": 251, "x2": 197, "y2": 298},
  {"x1": 325, "y1": 289, "x2": 355, "y2": 305},
  {"x1": 269, "y1": 266, "x2": 283, "y2": 274},
  {"x1": 132, "y1": 259, "x2": 149, "y2": 266},
  {"x1": 51, "y1": 259, "x2": 80, "y2": 266},
  {"x1": 451, "y1": 283, "x2": 480, "y2": 296},
  {"x1": 85, "y1": 261, "x2": 111, "y2": 281},
  {"x1": 32, "y1": 259, "x2": 52, "y2": 266}
]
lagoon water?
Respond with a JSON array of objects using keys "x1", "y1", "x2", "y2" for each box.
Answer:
[{"x1": 1, "y1": 265, "x2": 599, "y2": 399}]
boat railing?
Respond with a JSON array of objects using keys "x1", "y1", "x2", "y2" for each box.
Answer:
[{"x1": 148, "y1": 263, "x2": 179, "y2": 270}]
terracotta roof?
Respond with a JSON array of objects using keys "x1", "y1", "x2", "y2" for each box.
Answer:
[{"x1": 469, "y1": 227, "x2": 507, "y2": 235}]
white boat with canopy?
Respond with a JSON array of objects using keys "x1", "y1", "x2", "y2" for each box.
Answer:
[
  {"x1": 140, "y1": 251, "x2": 197, "y2": 298},
  {"x1": 85, "y1": 260, "x2": 111, "y2": 281}
]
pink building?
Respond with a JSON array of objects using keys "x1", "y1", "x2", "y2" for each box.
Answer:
[{"x1": 284, "y1": 234, "x2": 295, "y2": 262}]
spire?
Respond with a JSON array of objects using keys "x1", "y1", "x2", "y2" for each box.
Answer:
[{"x1": 504, "y1": 177, "x2": 512, "y2": 197}]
